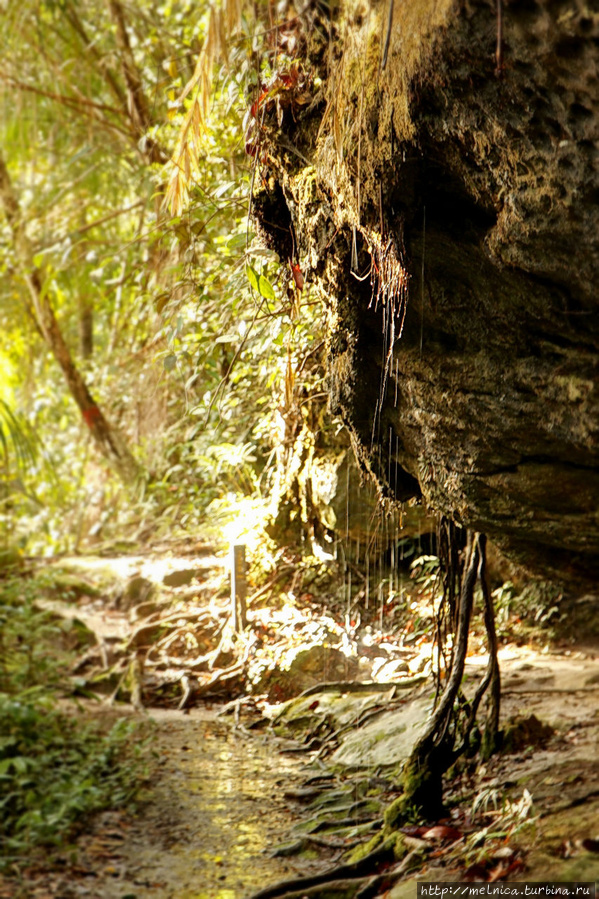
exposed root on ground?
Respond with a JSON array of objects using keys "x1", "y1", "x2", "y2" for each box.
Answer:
[
  {"x1": 399, "y1": 528, "x2": 501, "y2": 817},
  {"x1": 247, "y1": 843, "x2": 401, "y2": 899}
]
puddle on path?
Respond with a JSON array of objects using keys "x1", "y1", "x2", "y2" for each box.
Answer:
[{"x1": 83, "y1": 708, "x2": 322, "y2": 899}]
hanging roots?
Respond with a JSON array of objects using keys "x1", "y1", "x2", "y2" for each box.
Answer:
[
  {"x1": 366, "y1": 230, "x2": 409, "y2": 330},
  {"x1": 361, "y1": 228, "x2": 410, "y2": 443},
  {"x1": 366, "y1": 229, "x2": 409, "y2": 379},
  {"x1": 400, "y1": 525, "x2": 501, "y2": 818}
]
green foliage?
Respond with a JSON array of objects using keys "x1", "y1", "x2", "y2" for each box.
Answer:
[
  {"x1": 0, "y1": 575, "x2": 68, "y2": 692},
  {"x1": 0, "y1": 400, "x2": 37, "y2": 476},
  {"x1": 0, "y1": 399, "x2": 42, "y2": 537},
  {"x1": 0, "y1": 0, "x2": 334, "y2": 558},
  {"x1": 410, "y1": 554, "x2": 441, "y2": 598},
  {"x1": 0, "y1": 574, "x2": 150, "y2": 869},
  {"x1": 0, "y1": 697, "x2": 146, "y2": 868}
]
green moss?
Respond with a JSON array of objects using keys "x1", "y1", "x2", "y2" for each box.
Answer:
[
  {"x1": 501, "y1": 715, "x2": 554, "y2": 754},
  {"x1": 393, "y1": 833, "x2": 409, "y2": 861},
  {"x1": 381, "y1": 757, "x2": 445, "y2": 824},
  {"x1": 400, "y1": 758, "x2": 429, "y2": 807},
  {"x1": 383, "y1": 795, "x2": 406, "y2": 831},
  {"x1": 42, "y1": 571, "x2": 102, "y2": 599},
  {"x1": 344, "y1": 830, "x2": 384, "y2": 864},
  {"x1": 298, "y1": 848, "x2": 320, "y2": 860},
  {"x1": 481, "y1": 726, "x2": 501, "y2": 761}
]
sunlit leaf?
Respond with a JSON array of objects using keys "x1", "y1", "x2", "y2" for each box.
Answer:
[
  {"x1": 227, "y1": 232, "x2": 250, "y2": 251},
  {"x1": 258, "y1": 275, "x2": 275, "y2": 300},
  {"x1": 246, "y1": 265, "x2": 260, "y2": 293}
]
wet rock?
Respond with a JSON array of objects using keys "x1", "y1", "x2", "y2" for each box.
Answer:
[
  {"x1": 163, "y1": 568, "x2": 201, "y2": 588},
  {"x1": 257, "y1": 644, "x2": 359, "y2": 702},
  {"x1": 273, "y1": 686, "x2": 398, "y2": 736},
  {"x1": 255, "y1": 0, "x2": 599, "y2": 591},
  {"x1": 330, "y1": 696, "x2": 432, "y2": 770},
  {"x1": 372, "y1": 658, "x2": 410, "y2": 681},
  {"x1": 119, "y1": 575, "x2": 155, "y2": 610}
]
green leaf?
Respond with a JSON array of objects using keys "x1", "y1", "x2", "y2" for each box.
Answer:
[
  {"x1": 155, "y1": 294, "x2": 170, "y2": 314},
  {"x1": 246, "y1": 265, "x2": 275, "y2": 299},
  {"x1": 228, "y1": 232, "x2": 252, "y2": 251},
  {"x1": 258, "y1": 275, "x2": 275, "y2": 300},
  {"x1": 246, "y1": 265, "x2": 259, "y2": 293},
  {"x1": 12, "y1": 756, "x2": 29, "y2": 774},
  {"x1": 163, "y1": 355, "x2": 177, "y2": 371}
]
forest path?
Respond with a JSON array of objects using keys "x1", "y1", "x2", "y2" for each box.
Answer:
[
  {"x1": 37, "y1": 706, "x2": 324, "y2": 899},
  {"x1": 4, "y1": 549, "x2": 598, "y2": 897}
]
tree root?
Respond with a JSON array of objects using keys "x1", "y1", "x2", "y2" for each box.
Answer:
[
  {"x1": 246, "y1": 843, "x2": 395, "y2": 899},
  {"x1": 272, "y1": 833, "x2": 363, "y2": 857},
  {"x1": 399, "y1": 532, "x2": 480, "y2": 816},
  {"x1": 193, "y1": 661, "x2": 245, "y2": 699},
  {"x1": 249, "y1": 846, "x2": 418, "y2": 899},
  {"x1": 296, "y1": 676, "x2": 427, "y2": 700},
  {"x1": 307, "y1": 814, "x2": 382, "y2": 833},
  {"x1": 399, "y1": 528, "x2": 502, "y2": 817}
]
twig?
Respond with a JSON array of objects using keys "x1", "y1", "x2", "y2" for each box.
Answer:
[
  {"x1": 293, "y1": 675, "x2": 427, "y2": 700},
  {"x1": 178, "y1": 674, "x2": 192, "y2": 710},
  {"x1": 70, "y1": 202, "x2": 144, "y2": 237},
  {"x1": 194, "y1": 661, "x2": 245, "y2": 698},
  {"x1": 246, "y1": 564, "x2": 294, "y2": 606}
]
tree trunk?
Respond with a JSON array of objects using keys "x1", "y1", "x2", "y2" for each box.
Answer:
[
  {"x1": 78, "y1": 297, "x2": 94, "y2": 359},
  {"x1": 0, "y1": 154, "x2": 141, "y2": 487}
]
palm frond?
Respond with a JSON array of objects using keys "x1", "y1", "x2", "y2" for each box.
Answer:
[
  {"x1": 0, "y1": 399, "x2": 38, "y2": 475},
  {"x1": 164, "y1": 0, "x2": 243, "y2": 216}
]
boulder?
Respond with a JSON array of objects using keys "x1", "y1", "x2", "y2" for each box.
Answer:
[
  {"x1": 253, "y1": 0, "x2": 599, "y2": 591},
  {"x1": 256, "y1": 644, "x2": 359, "y2": 701}
]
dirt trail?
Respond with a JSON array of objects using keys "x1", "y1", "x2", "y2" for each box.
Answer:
[
  {"x1": 5, "y1": 551, "x2": 598, "y2": 897},
  {"x1": 25, "y1": 708, "x2": 324, "y2": 899}
]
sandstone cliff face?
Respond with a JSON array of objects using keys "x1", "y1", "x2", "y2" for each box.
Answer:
[{"x1": 254, "y1": 0, "x2": 599, "y2": 589}]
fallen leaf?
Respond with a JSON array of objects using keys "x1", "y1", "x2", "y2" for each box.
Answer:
[
  {"x1": 422, "y1": 825, "x2": 463, "y2": 842},
  {"x1": 488, "y1": 861, "x2": 510, "y2": 881},
  {"x1": 492, "y1": 846, "x2": 515, "y2": 860}
]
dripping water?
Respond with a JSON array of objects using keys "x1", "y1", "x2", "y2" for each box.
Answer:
[{"x1": 345, "y1": 459, "x2": 351, "y2": 628}]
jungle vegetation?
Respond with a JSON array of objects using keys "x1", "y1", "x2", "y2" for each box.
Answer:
[{"x1": 1, "y1": 0, "x2": 592, "y2": 886}]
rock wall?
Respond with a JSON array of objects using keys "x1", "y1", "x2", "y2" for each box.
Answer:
[{"x1": 253, "y1": 0, "x2": 599, "y2": 590}]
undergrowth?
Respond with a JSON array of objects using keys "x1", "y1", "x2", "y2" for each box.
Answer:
[{"x1": 0, "y1": 570, "x2": 151, "y2": 872}]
